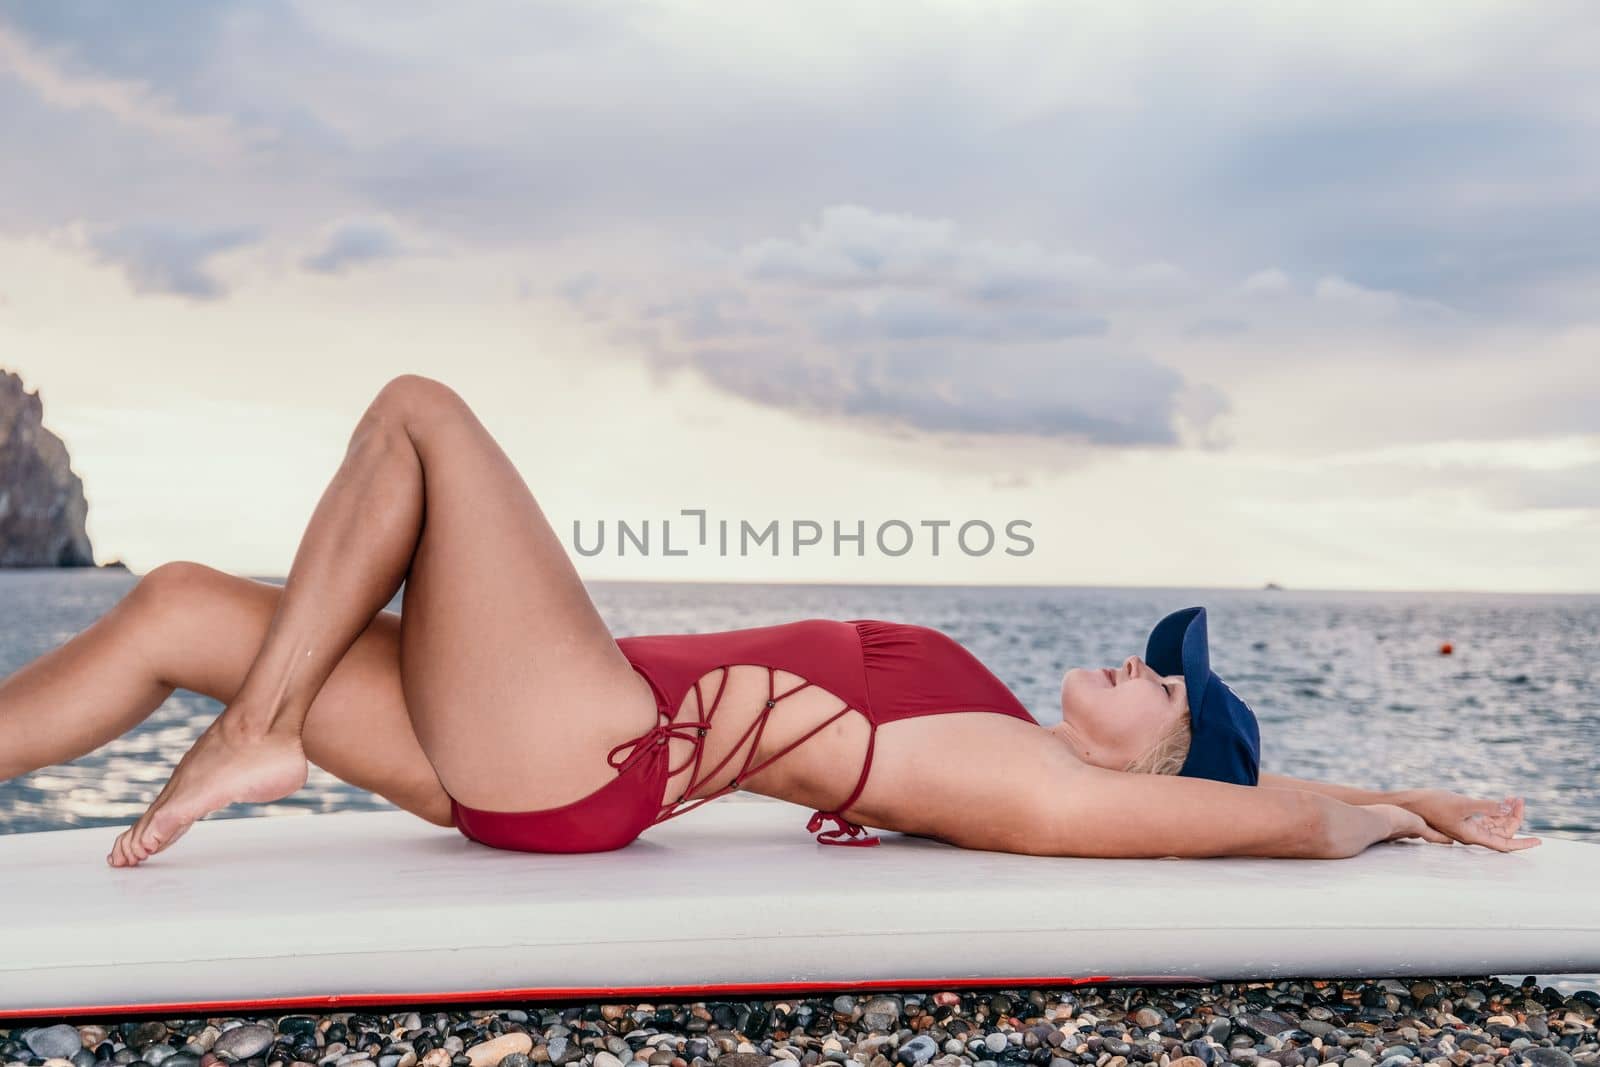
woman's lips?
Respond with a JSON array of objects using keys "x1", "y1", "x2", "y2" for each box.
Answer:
[{"x1": 1102, "y1": 667, "x2": 1117, "y2": 685}]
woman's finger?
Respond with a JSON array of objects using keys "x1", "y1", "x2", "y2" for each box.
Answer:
[
  {"x1": 1485, "y1": 822, "x2": 1542, "y2": 851},
  {"x1": 1492, "y1": 833, "x2": 1541, "y2": 851}
]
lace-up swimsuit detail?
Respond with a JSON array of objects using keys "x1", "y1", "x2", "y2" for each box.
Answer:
[{"x1": 448, "y1": 618, "x2": 1038, "y2": 854}]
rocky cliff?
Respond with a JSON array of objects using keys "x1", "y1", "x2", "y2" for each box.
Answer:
[{"x1": 0, "y1": 369, "x2": 96, "y2": 567}]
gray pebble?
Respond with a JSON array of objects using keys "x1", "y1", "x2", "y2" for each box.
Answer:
[
  {"x1": 546, "y1": 1039, "x2": 583, "y2": 1066},
  {"x1": 130, "y1": 1025, "x2": 170, "y2": 1053},
  {"x1": 26, "y1": 1027, "x2": 83, "y2": 1060},
  {"x1": 863, "y1": 997, "x2": 903, "y2": 1033},
  {"x1": 1519, "y1": 1052, "x2": 1577, "y2": 1067},
  {"x1": 896, "y1": 1035, "x2": 939, "y2": 1067},
  {"x1": 213, "y1": 1026, "x2": 275, "y2": 1062}
]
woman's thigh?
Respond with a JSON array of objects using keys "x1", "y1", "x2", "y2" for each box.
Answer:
[{"x1": 391, "y1": 380, "x2": 657, "y2": 811}]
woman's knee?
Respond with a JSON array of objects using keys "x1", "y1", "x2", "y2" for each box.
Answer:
[
  {"x1": 119, "y1": 563, "x2": 251, "y2": 688},
  {"x1": 370, "y1": 374, "x2": 472, "y2": 427},
  {"x1": 128, "y1": 561, "x2": 231, "y2": 616}
]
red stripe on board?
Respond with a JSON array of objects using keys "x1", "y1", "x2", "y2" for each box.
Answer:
[{"x1": 0, "y1": 974, "x2": 1226, "y2": 1022}]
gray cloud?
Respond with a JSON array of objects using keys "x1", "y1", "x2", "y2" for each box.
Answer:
[
  {"x1": 5, "y1": 4, "x2": 1598, "y2": 322},
  {"x1": 301, "y1": 219, "x2": 402, "y2": 274},
  {"x1": 739, "y1": 204, "x2": 1187, "y2": 308},
  {"x1": 566, "y1": 205, "x2": 1228, "y2": 447},
  {"x1": 811, "y1": 294, "x2": 1107, "y2": 345},
  {"x1": 692, "y1": 345, "x2": 1200, "y2": 445},
  {"x1": 6, "y1": 3, "x2": 1593, "y2": 324},
  {"x1": 86, "y1": 222, "x2": 262, "y2": 299}
]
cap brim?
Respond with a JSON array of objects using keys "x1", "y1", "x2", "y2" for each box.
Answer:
[
  {"x1": 1145, "y1": 605, "x2": 1261, "y2": 786},
  {"x1": 1144, "y1": 605, "x2": 1210, "y2": 705}
]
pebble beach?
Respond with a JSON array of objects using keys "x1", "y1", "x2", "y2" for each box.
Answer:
[{"x1": 6, "y1": 980, "x2": 1598, "y2": 1067}]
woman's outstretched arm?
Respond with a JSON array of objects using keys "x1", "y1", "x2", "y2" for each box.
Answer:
[
  {"x1": 1017, "y1": 765, "x2": 1456, "y2": 859},
  {"x1": 885, "y1": 721, "x2": 1476, "y2": 859},
  {"x1": 1259, "y1": 773, "x2": 1539, "y2": 851},
  {"x1": 1258, "y1": 772, "x2": 1414, "y2": 805},
  {"x1": 864, "y1": 716, "x2": 1497, "y2": 857}
]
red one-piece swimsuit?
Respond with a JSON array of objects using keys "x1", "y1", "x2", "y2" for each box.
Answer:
[{"x1": 449, "y1": 618, "x2": 1039, "y2": 853}]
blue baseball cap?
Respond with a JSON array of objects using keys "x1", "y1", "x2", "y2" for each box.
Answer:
[{"x1": 1143, "y1": 606, "x2": 1261, "y2": 786}]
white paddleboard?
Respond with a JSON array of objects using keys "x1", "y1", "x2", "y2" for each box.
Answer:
[{"x1": 2, "y1": 795, "x2": 1595, "y2": 1017}]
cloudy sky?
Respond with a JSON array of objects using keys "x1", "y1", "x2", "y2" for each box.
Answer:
[{"x1": 2, "y1": 1, "x2": 1597, "y2": 591}]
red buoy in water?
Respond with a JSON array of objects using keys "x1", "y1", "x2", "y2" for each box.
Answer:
[{"x1": 1439, "y1": 642, "x2": 1454, "y2": 655}]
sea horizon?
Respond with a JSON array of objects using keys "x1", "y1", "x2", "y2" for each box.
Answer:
[{"x1": 27, "y1": 565, "x2": 1600, "y2": 600}]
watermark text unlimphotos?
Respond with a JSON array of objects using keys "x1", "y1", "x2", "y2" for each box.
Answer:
[{"x1": 572, "y1": 510, "x2": 1034, "y2": 558}]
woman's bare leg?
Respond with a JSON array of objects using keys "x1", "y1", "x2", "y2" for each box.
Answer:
[
  {"x1": 1, "y1": 563, "x2": 452, "y2": 825},
  {"x1": 109, "y1": 374, "x2": 654, "y2": 866},
  {"x1": 0, "y1": 578, "x2": 176, "y2": 784}
]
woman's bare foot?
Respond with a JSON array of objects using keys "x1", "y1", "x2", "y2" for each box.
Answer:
[{"x1": 108, "y1": 717, "x2": 309, "y2": 867}]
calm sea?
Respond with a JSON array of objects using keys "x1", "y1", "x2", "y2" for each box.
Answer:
[{"x1": 2, "y1": 569, "x2": 1596, "y2": 989}]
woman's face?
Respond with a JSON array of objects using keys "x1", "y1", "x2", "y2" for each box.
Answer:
[{"x1": 1053, "y1": 654, "x2": 1188, "y2": 769}]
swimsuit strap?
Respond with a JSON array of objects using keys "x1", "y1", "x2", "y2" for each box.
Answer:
[
  {"x1": 606, "y1": 705, "x2": 715, "y2": 774},
  {"x1": 641, "y1": 665, "x2": 882, "y2": 847},
  {"x1": 806, "y1": 722, "x2": 879, "y2": 846}
]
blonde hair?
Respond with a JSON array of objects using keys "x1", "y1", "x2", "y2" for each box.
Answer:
[{"x1": 1121, "y1": 709, "x2": 1192, "y2": 776}]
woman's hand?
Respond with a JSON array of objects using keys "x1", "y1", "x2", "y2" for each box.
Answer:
[
  {"x1": 1403, "y1": 790, "x2": 1543, "y2": 852},
  {"x1": 1320, "y1": 801, "x2": 1451, "y2": 857},
  {"x1": 1368, "y1": 803, "x2": 1455, "y2": 846}
]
